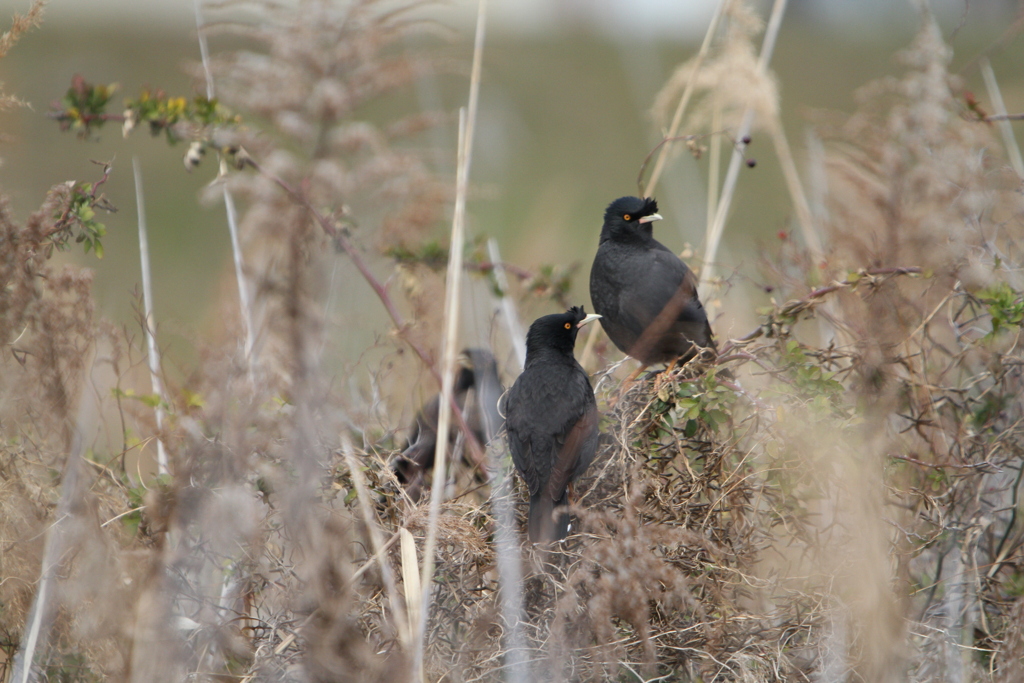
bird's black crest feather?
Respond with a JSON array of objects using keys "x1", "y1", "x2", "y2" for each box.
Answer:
[
  {"x1": 604, "y1": 195, "x2": 658, "y2": 221},
  {"x1": 524, "y1": 306, "x2": 589, "y2": 357}
]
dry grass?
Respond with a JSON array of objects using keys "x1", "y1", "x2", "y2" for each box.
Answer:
[{"x1": 3, "y1": 2, "x2": 1024, "y2": 683}]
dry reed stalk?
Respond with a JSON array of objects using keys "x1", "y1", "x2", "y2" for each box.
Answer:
[
  {"x1": 193, "y1": 0, "x2": 255, "y2": 362},
  {"x1": 416, "y1": 104, "x2": 466, "y2": 642},
  {"x1": 400, "y1": 528, "x2": 423, "y2": 649},
  {"x1": 417, "y1": 1, "x2": 488, "y2": 677},
  {"x1": 416, "y1": 107, "x2": 467, "y2": 682},
  {"x1": 487, "y1": 237, "x2": 526, "y2": 370},
  {"x1": 479, "y1": 246, "x2": 527, "y2": 683},
  {"x1": 763, "y1": 109, "x2": 833, "y2": 354},
  {"x1": 700, "y1": 0, "x2": 789, "y2": 300},
  {"x1": 768, "y1": 113, "x2": 822, "y2": 265},
  {"x1": 485, "y1": 439, "x2": 528, "y2": 683},
  {"x1": 132, "y1": 157, "x2": 168, "y2": 475},
  {"x1": 980, "y1": 57, "x2": 1024, "y2": 178},
  {"x1": 706, "y1": 97, "x2": 722, "y2": 242},
  {"x1": 643, "y1": 0, "x2": 728, "y2": 197},
  {"x1": 9, "y1": 393, "x2": 94, "y2": 683},
  {"x1": 191, "y1": 6, "x2": 256, "y2": 636}
]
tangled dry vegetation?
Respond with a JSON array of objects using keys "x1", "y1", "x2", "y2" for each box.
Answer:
[{"x1": 3, "y1": 1, "x2": 1024, "y2": 682}]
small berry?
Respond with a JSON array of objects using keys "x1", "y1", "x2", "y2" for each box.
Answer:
[
  {"x1": 741, "y1": 135, "x2": 752, "y2": 145},
  {"x1": 777, "y1": 230, "x2": 788, "y2": 240},
  {"x1": 746, "y1": 158, "x2": 757, "y2": 168},
  {"x1": 764, "y1": 285, "x2": 774, "y2": 293}
]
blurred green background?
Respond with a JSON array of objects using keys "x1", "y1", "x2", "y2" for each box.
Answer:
[{"x1": 1, "y1": 0, "x2": 1022, "y2": 365}]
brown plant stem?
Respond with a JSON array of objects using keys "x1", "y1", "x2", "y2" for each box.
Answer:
[
  {"x1": 723, "y1": 267, "x2": 924, "y2": 348},
  {"x1": 242, "y1": 156, "x2": 486, "y2": 467},
  {"x1": 642, "y1": 0, "x2": 728, "y2": 196},
  {"x1": 464, "y1": 260, "x2": 533, "y2": 280}
]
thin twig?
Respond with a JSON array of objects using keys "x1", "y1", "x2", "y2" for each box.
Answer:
[
  {"x1": 721, "y1": 267, "x2": 924, "y2": 349},
  {"x1": 465, "y1": 259, "x2": 533, "y2": 280},
  {"x1": 351, "y1": 531, "x2": 400, "y2": 583}
]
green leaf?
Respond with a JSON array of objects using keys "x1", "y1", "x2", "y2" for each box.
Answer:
[
  {"x1": 183, "y1": 389, "x2": 205, "y2": 409},
  {"x1": 707, "y1": 409, "x2": 729, "y2": 425}
]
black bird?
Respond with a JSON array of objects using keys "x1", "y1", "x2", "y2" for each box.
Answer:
[
  {"x1": 590, "y1": 196, "x2": 717, "y2": 371},
  {"x1": 394, "y1": 348, "x2": 504, "y2": 501},
  {"x1": 505, "y1": 306, "x2": 602, "y2": 544}
]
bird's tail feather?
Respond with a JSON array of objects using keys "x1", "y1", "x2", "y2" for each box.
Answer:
[{"x1": 528, "y1": 492, "x2": 570, "y2": 544}]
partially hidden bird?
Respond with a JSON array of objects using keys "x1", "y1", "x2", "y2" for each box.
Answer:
[
  {"x1": 589, "y1": 196, "x2": 718, "y2": 373},
  {"x1": 393, "y1": 348, "x2": 504, "y2": 502},
  {"x1": 505, "y1": 306, "x2": 602, "y2": 544}
]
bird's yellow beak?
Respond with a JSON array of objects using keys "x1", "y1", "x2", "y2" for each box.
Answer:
[
  {"x1": 577, "y1": 313, "x2": 602, "y2": 328},
  {"x1": 638, "y1": 213, "x2": 663, "y2": 224}
]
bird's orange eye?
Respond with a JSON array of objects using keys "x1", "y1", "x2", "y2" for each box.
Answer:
[
  {"x1": 564, "y1": 322, "x2": 572, "y2": 329},
  {"x1": 623, "y1": 214, "x2": 631, "y2": 221}
]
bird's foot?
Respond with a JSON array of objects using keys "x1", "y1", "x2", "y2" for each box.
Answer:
[
  {"x1": 652, "y1": 369, "x2": 669, "y2": 395},
  {"x1": 653, "y1": 361, "x2": 681, "y2": 393}
]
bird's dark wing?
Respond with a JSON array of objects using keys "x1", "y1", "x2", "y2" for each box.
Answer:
[
  {"x1": 545, "y1": 401, "x2": 599, "y2": 501},
  {"x1": 506, "y1": 381, "x2": 540, "y2": 495},
  {"x1": 391, "y1": 395, "x2": 440, "y2": 501},
  {"x1": 507, "y1": 357, "x2": 600, "y2": 502},
  {"x1": 395, "y1": 378, "x2": 481, "y2": 500},
  {"x1": 589, "y1": 247, "x2": 617, "y2": 314},
  {"x1": 619, "y1": 249, "x2": 713, "y2": 358},
  {"x1": 619, "y1": 249, "x2": 704, "y2": 326},
  {"x1": 506, "y1": 394, "x2": 543, "y2": 496},
  {"x1": 404, "y1": 396, "x2": 440, "y2": 465}
]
